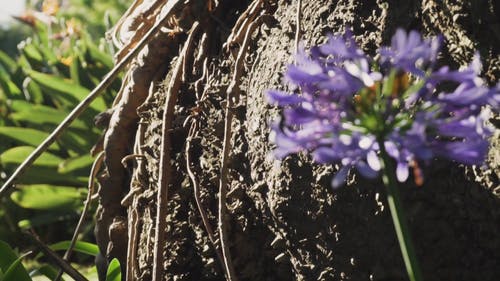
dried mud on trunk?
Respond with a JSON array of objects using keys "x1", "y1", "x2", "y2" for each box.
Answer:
[{"x1": 96, "y1": 0, "x2": 500, "y2": 280}]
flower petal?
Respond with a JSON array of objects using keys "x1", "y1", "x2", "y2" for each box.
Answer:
[
  {"x1": 266, "y1": 90, "x2": 305, "y2": 106},
  {"x1": 313, "y1": 147, "x2": 338, "y2": 163},
  {"x1": 396, "y1": 161, "x2": 409, "y2": 182},
  {"x1": 331, "y1": 166, "x2": 350, "y2": 188},
  {"x1": 435, "y1": 139, "x2": 489, "y2": 165},
  {"x1": 366, "y1": 150, "x2": 381, "y2": 171},
  {"x1": 356, "y1": 161, "x2": 379, "y2": 179}
]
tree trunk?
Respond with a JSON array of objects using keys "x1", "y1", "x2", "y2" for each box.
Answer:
[{"x1": 95, "y1": 0, "x2": 500, "y2": 280}]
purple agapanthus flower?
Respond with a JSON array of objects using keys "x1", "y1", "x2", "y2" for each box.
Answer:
[
  {"x1": 267, "y1": 28, "x2": 499, "y2": 188},
  {"x1": 380, "y1": 29, "x2": 442, "y2": 76}
]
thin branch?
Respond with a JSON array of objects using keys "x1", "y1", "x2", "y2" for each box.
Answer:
[{"x1": 26, "y1": 230, "x2": 88, "y2": 281}]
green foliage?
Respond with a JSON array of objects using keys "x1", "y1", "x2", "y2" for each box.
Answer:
[
  {"x1": 0, "y1": 0, "x2": 130, "y2": 279},
  {"x1": 105, "y1": 259, "x2": 121, "y2": 281},
  {"x1": 0, "y1": 239, "x2": 102, "y2": 281},
  {"x1": 0, "y1": 24, "x2": 31, "y2": 58},
  {"x1": 48, "y1": 240, "x2": 99, "y2": 257},
  {"x1": 10, "y1": 185, "x2": 85, "y2": 210},
  {"x1": 58, "y1": 0, "x2": 130, "y2": 38},
  {"x1": 0, "y1": 241, "x2": 32, "y2": 281},
  {"x1": 0, "y1": 0, "x2": 120, "y2": 235}
]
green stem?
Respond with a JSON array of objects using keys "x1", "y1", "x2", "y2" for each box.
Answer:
[{"x1": 378, "y1": 139, "x2": 424, "y2": 281}]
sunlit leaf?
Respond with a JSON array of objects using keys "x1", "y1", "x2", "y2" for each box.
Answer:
[
  {"x1": 61, "y1": 130, "x2": 96, "y2": 154},
  {"x1": 69, "y1": 55, "x2": 81, "y2": 85},
  {"x1": 0, "y1": 66, "x2": 22, "y2": 98},
  {"x1": 49, "y1": 241, "x2": 99, "y2": 257},
  {"x1": 0, "y1": 128, "x2": 59, "y2": 150},
  {"x1": 17, "y1": 55, "x2": 32, "y2": 73},
  {"x1": 23, "y1": 77, "x2": 45, "y2": 104},
  {"x1": 58, "y1": 154, "x2": 94, "y2": 174},
  {"x1": 0, "y1": 50, "x2": 16, "y2": 73},
  {"x1": 18, "y1": 212, "x2": 77, "y2": 229},
  {"x1": 9, "y1": 101, "x2": 88, "y2": 130},
  {"x1": 21, "y1": 43, "x2": 43, "y2": 65},
  {"x1": 87, "y1": 43, "x2": 113, "y2": 69},
  {"x1": 7, "y1": 167, "x2": 86, "y2": 186},
  {"x1": 0, "y1": 146, "x2": 62, "y2": 168},
  {"x1": 105, "y1": 258, "x2": 121, "y2": 281},
  {"x1": 10, "y1": 184, "x2": 85, "y2": 210},
  {"x1": 27, "y1": 70, "x2": 106, "y2": 112},
  {"x1": 0, "y1": 147, "x2": 87, "y2": 186}
]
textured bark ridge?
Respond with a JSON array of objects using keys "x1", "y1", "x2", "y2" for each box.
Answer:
[{"x1": 96, "y1": 0, "x2": 500, "y2": 280}]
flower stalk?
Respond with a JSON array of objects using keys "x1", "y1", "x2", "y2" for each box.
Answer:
[{"x1": 379, "y1": 138, "x2": 423, "y2": 281}]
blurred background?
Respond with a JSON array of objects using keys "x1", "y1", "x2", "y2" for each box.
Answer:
[{"x1": 0, "y1": 0, "x2": 129, "y2": 280}]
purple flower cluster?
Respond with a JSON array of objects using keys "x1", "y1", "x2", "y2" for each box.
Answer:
[{"x1": 267, "y1": 28, "x2": 499, "y2": 187}]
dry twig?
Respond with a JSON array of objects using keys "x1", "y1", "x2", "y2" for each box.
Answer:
[{"x1": 27, "y1": 230, "x2": 88, "y2": 281}]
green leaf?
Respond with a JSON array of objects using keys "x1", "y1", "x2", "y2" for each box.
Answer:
[
  {"x1": 0, "y1": 50, "x2": 16, "y2": 73},
  {"x1": 18, "y1": 212, "x2": 77, "y2": 229},
  {"x1": 17, "y1": 55, "x2": 32, "y2": 73},
  {"x1": 49, "y1": 241, "x2": 99, "y2": 257},
  {"x1": 22, "y1": 78, "x2": 44, "y2": 104},
  {"x1": 9, "y1": 101, "x2": 88, "y2": 130},
  {"x1": 21, "y1": 43, "x2": 44, "y2": 65},
  {"x1": 36, "y1": 44, "x2": 58, "y2": 66},
  {"x1": 0, "y1": 241, "x2": 18, "y2": 272},
  {"x1": 29, "y1": 265, "x2": 62, "y2": 281},
  {"x1": 360, "y1": 113, "x2": 380, "y2": 132},
  {"x1": 0, "y1": 128, "x2": 60, "y2": 150},
  {"x1": 61, "y1": 131, "x2": 95, "y2": 154},
  {"x1": 58, "y1": 154, "x2": 94, "y2": 174},
  {"x1": 27, "y1": 70, "x2": 106, "y2": 112},
  {"x1": 402, "y1": 79, "x2": 425, "y2": 100},
  {"x1": 10, "y1": 185, "x2": 85, "y2": 210},
  {"x1": 381, "y1": 69, "x2": 396, "y2": 98},
  {"x1": 86, "y1": 43, "x2": 113, "y2": 69},
  {"x1": 0, "y1": 146, "x2": 62, "y2": 168},
  {"x1": 69, "y1": 55, "x2": 81, "y2": 85},
  {"x1": 2, "y1": 255, "x2": 32, "y2": 281},
  {"x1": 0, "y1": 66, "x2": 22, "y2": 99},
  {"x1": 0, "y1": 241, "x2": 31, "y2": 281},
  {"x1": 7, "y1": 99, "x2": 32, "y2": 112},
  {"x1": 105, "y1": 258, "x2": 121, "y2": 281},
  {"x1": 0, "y1": 147, "x2": 87, "y2": 186},
  {"x1": 32, "y1": 22, "x2": 49, "y2": 47}
]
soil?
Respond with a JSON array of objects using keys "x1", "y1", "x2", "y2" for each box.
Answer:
[{"x1": 96, "y1": 0, "x2": 500, "y2": 280}]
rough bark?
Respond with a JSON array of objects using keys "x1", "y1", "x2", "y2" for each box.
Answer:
[{"x1": 96, "y1": 0, "x2": 500, "y2": 280}]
